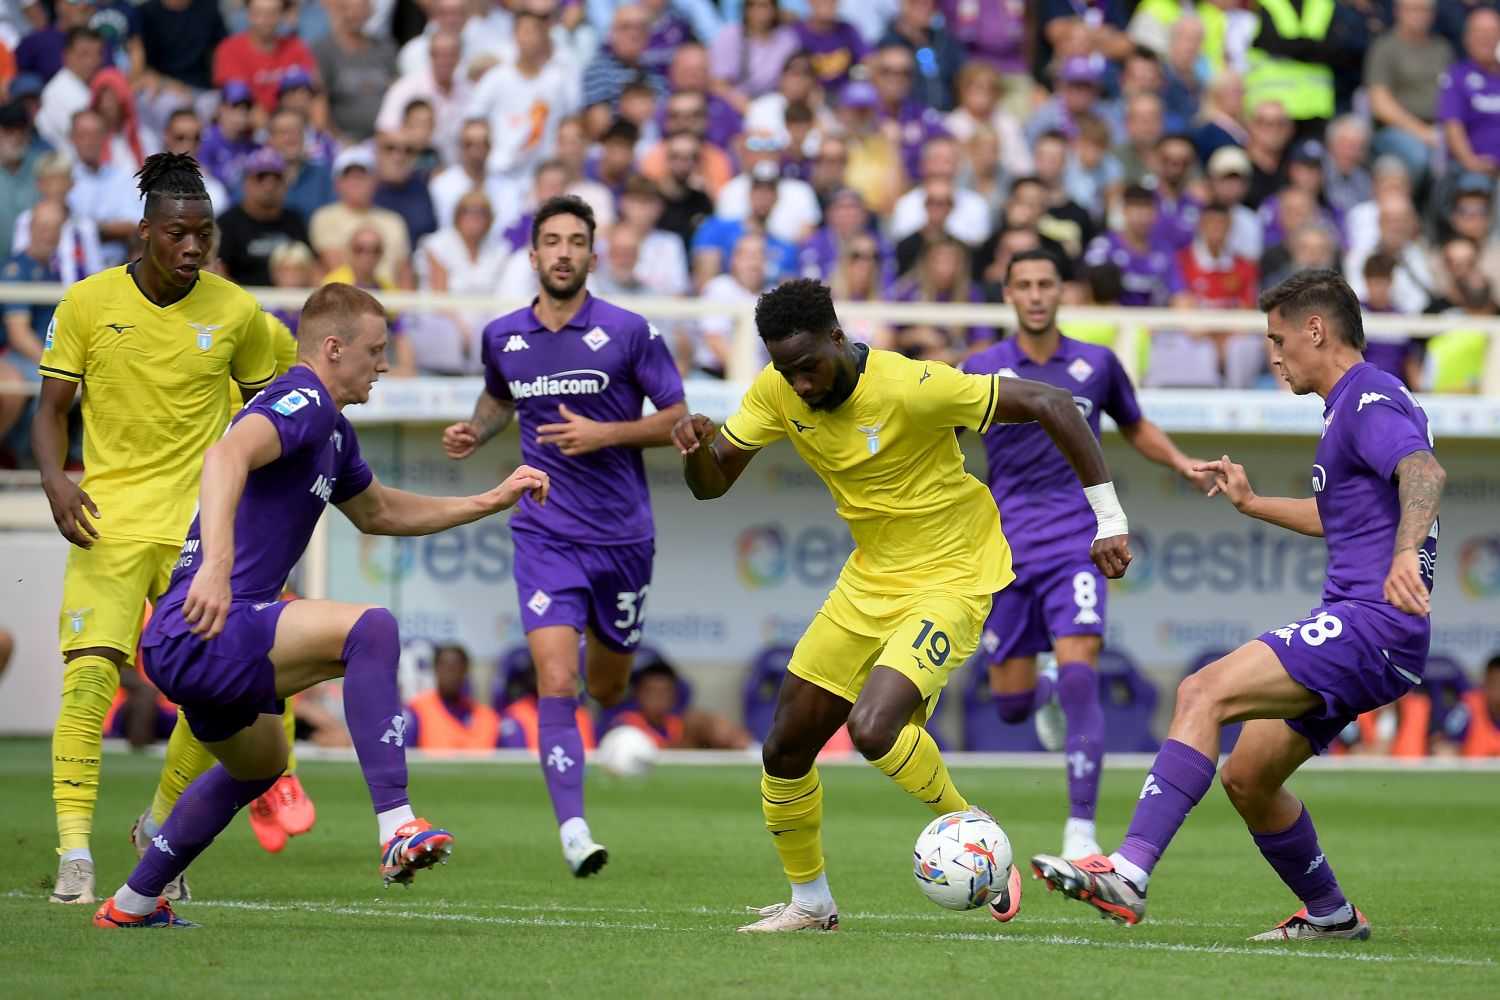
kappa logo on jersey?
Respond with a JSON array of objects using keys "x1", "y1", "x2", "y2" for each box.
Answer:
[
  {"x1": 857, "y1": 423, "x2": 883, "y2": 455},
  {"x1": 1322, "y1": 411, "x2": 1335, "y2": 437},
  {"x1": 790, "y1": 418, "x2": 814, "y2": 433},
  {"x1": 1311, "y1": 463, "x2": 1327, "y2": 493},
  {"x1": 380, "y1": 714, "x2": 407, "y2": 747},
  {"x1": 1067, "y1": 358, "x2": 1094, "y2": 382},
  {"x1": 310, "y1": 473, "x2": 335, "y2": 501},
  {"x1": 508, "y1": 369, "x2": 610, "y2": 399},
  {"x1": 252, "y1": 600, "x2": 276, "y2": 611},
  {"x1": 1357, "y1": 391, "x2": 1391, "y2": 413},
  {"x1": 65, "y1": 607, "x2": 92, "y2": 635},
  {"x1": 546, "y1": 744, "x2": 575, "y2": 773},
  {"x1": 502, "y1": 334, "x2": 530, "y2": 352},
  {"x1": 152, "y1": 834, "x2": 176, "y2": 857},
  {"x1": 583, "y1": 326, "x2": 610, "y2": 351},
  {"x1": 1139, "y1": 774, "x2": 1163, "y2": 799},
  {"x1": 648, "y1": 323, "x2": 661, "y2": 340},
  {"x1": 189, "y1": 322, "x2": 222, "y2": 351},
  {"x1": 527, "y1": 589, "x2": 552, "y2": 615}
]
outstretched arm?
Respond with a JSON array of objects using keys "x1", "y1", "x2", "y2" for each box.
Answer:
[
  {"x1": 1196, "y1": 455, "x2": 1324, "y2": 537},
  {"x1": 672, "y1": 413, "x2": 758, "y2": 500},
  {"x1": 443, "y1": 390, "x2": 517, "y2": 459},
  {"x1": 1385, "y1": 450, "x2": 1445, "y2": 616},
  {"x1": 1119, "y1": 418, "x2": 1215, "y2": 493},
  {"x1": 338, "y1": 465, "x2": 550, "y2": 537},
  {"x1": 536, "y1": 401, "x2": 689, "y2": 455},
  {"x1": 32, "y1": 377, "x2": 98, "y2": 547}
]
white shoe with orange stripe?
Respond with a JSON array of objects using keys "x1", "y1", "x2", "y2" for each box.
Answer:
[
  {"x1": 1249, "y1": 907, "x2": 1370, "y2": 941},
  {"x1": 1030, "y1": 853, "x2": 1147, "y2": 925}
]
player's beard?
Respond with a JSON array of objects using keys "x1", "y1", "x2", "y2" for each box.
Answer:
[{"x1": 539, "y1": 266, "x2": 588, "y2": 300}]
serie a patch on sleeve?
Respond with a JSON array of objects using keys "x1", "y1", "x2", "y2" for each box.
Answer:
[{"x1": 272, "y1": 390, "x2": 310, "y2": 417}]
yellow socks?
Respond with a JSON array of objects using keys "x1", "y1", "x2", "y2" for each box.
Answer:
[
  {"x1": 283, "y1": 701, "x2": 298, "y2": 774},
  {"x1": 53, "y1": 654, "x2": 119, "y2": 854},
  {"x1": 873, "y1": 724, "x2": 970, "y2": 816},
  {"x1": 150, "y1": 711, "x2": 217, "y2": 826},
  {"x1": 761, "y1": 768, "x2": 825, "y2": 883}
]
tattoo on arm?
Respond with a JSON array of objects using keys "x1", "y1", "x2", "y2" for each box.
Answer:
[
  {"x1": 1392, "y1": 451, "x2": 1445, "y2": 554},
  {"x1": 471, "y1": 392, "x2": 515, "y2": 446}
]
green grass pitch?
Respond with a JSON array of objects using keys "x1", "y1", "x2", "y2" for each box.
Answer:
[{"x1": 3, "y1": 740, "x2": 1497, "y2": 999}]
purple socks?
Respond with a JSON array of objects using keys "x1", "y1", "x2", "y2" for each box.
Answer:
[
  {"x1": 1056, "y1": 662, "x2": 1104, "y2": 821},
  {"x1": 342, "y1": 607, "x2": 410, "y2": 814},
  {"x1": 126, "y1": 765, "x2": 277, "y2": 897},
  {"x1": 538, "y1": 695, "x2": 586, "y2": 825},
  {"x1": 1116, "y1": 738, "x2": 1216, "y2": 877},
  {"x1": 1252, "y1": 806, "x2": 1349, "y2": 918}
]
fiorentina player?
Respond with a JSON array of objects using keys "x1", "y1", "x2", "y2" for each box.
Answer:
[
  {"x1": 443, "y1": 195, "x2": 686, "y2": 876},
  {"x1": 672, "y1": 279, "x2": 1132, "y2": 932},
  {"x1": 1033, "y1": 270, "x2": 1444, "y2": 941},
  {"x1": 965, "y1": 249, "x2": 1213, "y2": 860},
  {"x1": 33, "y1": 152, "x2": 277, "y2": 904},
  {"x1": 94, "y1": 283, "x2": 550, "y2": 928}
]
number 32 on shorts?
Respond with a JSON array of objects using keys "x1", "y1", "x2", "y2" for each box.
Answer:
[{"x1": 1271, "y1": 611, "x2": 1343, "y2": 648}]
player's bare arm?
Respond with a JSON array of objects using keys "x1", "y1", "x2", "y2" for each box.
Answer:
[
  {"x1": 1119, "y1": 418, "x2": 1215, "y2": 493},
  {"x1": 337, "y1": 466, "x2": 550, "y2": 536},
  {"x1": 674, "y1": 413, "x2": 758, "y2": 500},
  {"x1": 443, "y1": 390, "x2": 515, "y2": 459},
  {"x1": 536, "y1": 400, "x2": 688, "y2": 456},
  {"x1": 1386, "y1": 450, "x2": 1445, "y2": 616},
  {"x1": 991, "y1": 376, "x2": 1131, "y2": 578},
  {"x1": 1197, "y1": 454, "x2": 1324, "y2": 537},
  {"x1": 31, "y1": 377, "x2": 99, "y2": 548}
]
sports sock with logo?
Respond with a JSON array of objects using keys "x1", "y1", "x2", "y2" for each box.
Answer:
[
  {"x1": 151, "y1": 711, "x2": 216, "y2": 826},
  {"x1": 538, "y1": 696, "x2": 586, "y2": 824},
  {"x1": 1251, "y1": 805, "x2": 1351, "y2": 922},
  {"x1": 1111, "y1": 738, "x2": 1216, "y2": 887},
  {"x1": 761, "y1": 768, "x2": 825, "y2": 885},
  {"x1": 341, "y1": 608, "x2": 409, "y2": 818},
  {"x1": 123, "y1": 765, "x2": 279, "y2": 907},
  {"x1": 1057, "y1": 662, "x2": 1104, "y2": 821},
  {"x1": 871, "y1": 724, "x2": 970, "y2": 815},
  {"x1": 53, "y1": 653, "x2": 120, "y2": 855}
]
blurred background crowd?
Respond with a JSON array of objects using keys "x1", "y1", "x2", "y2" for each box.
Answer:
[{"x1": 1, "y1": 0, "x2": 1499, "y2": 433}]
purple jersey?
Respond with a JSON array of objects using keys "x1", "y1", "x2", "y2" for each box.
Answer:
[
  {"x1": 794, "y1": 20, "x2": 866, "y2": 93},
  {"x1": 964, "y1": 335, "x2": 1142, "y2": 571},
  {"x1": 480, "y1": 294, "x2": 685, "y2": 546},
  {"x1": 1150, "y1": 192, "x2": 1200, "y2": 252},
  {"x1": 1314, "y1": 362, "x2": 1438, "y2": 606},
  {"x1": 1083, "y1": 231, "x2": 1184, "y2": 306},
  {"x1": 154, "y1": 367, "x2": 373, "y2": 618},
  {"x1": 1437, "y1": 60, "x2": 1500, "y2": 162}
]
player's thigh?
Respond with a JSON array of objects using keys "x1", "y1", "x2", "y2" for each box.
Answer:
[
  {"x1": 871, "y1": 591, "x2": 991, "y2": 724},
  {"x1": 1053, "y1": 634, "x2": 1102, "y2": 666},
  {"x1": 58, "y1": 540, "x2": 172, "y2": 660},
  {"x1": 1221, "y1": 717, "x2": 1315, "y2": 802},
  {"x1": 528, "y1": 625, "x2": 583, "y2": 698},
  {"x1": 763, "y1": 669, "x2": 855, "y2": 775},
  {"x1": 583, "y1": 632, "x2": 634, "y2": 699},
  {"x1": 268, "y1": 598, "x2": 380, "y2": 696},
  {"x1": 204, "y1": 712, "x2": 289, "y2": 781},
  {"x1": 989, "y1": 657, "x2": 1039, "y2": 694},
  {"x1": 1179, "y1": 639, "x2": 1323, "y2": 724}
]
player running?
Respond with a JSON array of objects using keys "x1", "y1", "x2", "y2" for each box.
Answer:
[
  {"x1": 672, "y1": 279, "x2": 1132, "y2": 932},
  {"x1": 965, "y1": 249, "x2": 1212, "y2": 860},
  {"x1": 443, "y1": 195, "x2": 686, "y2": 877},
  {"x1": 93, "y1": 283, "x2": 550, "y2": 929},
  {"x1": 1032, "y1": 270, "x2": 1444, "y2": 941},
  {"x1": 33, "y1": 152, "x2": 277, "y2": 904}
]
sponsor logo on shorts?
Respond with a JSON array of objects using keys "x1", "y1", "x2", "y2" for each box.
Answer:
[
  {"x1": 583, "y1": 326, "x2": 610, "y2": 352},
  {"x1": 1073, "y1": 608, "x2": 1102, "y2": 626},
  {"x1": 252, "y1": 601, "x2": 275, "y2": 611},
  {"x1": 380, "y1": 714, "x2": 407, "y2": 747},
  {"x1": 507, "y1": 369, "x2": 610, "y2": 399},
  {"x1": 527, "y1": 590, "x2": 552, "y2": 615}
]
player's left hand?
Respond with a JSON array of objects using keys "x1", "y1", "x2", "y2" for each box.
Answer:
[
  {"x1": 491, "y1": 464, "x2": 550, "y2": 510},
  {"x1": 1384, "y1": 548, "x2": 1431, "y2": 616},
  {"x1": 183, "y1": 568, "x2": 232, "y2": 640},
  {"x1": 536, "y1": 404, "x2": 614, "y2": 456},
  {"x1": 1090, "y1": 534, "x2": 1132, "y2": 579}
]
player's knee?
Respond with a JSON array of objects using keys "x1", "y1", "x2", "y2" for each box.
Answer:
[
  {"x1": 351, "y1": 606, "x2": 399, "y2": 649},
  {"x1": 1056, "y1": 663, "x2": 1097, "y2": 705},
  {"x1": 761, "y1": 728, "x2": 815, "y2": 779},
  {"x1": 1219, "y1": 760, "x2": 1271, "y2": 816},
  {"x1": 585, "y1": 671, "x2": 629, "y2": 707},
  {"x1": 993, "y1": 690, "x2": 1034, "y2": 724},
  {"x1": 1172, "y1": 671, "x2": 1221, "y2": 723},
  {"x1": 846, "y1": 703, "x2": 900, "y2": 761}
]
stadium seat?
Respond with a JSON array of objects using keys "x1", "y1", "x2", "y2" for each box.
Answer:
[
  {"x1": 742, "y1": 645, "x2": 795, "y2": 744},
  {"x1": 1097, "y1": 649, "x2": 1160, "y2": 753},
  {"x1": 961, "y1": 658, "x2": 1045, "y2": 752},
  {"x1": 1184, "y1": 650, "x2": 1240, "y2": 752},
  {"x1": 597, "y1": 646, "x2": 693, "y2": 734}
]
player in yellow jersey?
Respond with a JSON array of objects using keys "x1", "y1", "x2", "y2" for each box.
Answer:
[
  {"x1": 672, "y1": 279, "x2": 1133, "y2": 932},
  {"x1": 32, "y1": 152, "x2": 276, "y2": 904}
]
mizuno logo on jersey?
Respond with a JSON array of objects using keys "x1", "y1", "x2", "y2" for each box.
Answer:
[
  {"x1": 508, "y1": 369, "x2": 610, "y2": 399},
  {"x1": 1357, "y1": 392, "x2": 1390, "y2": 412},
  {"x1": 502, "y1": 335, "x2": 530, "y2": 352},
  {"x1": 919, "y1": 366, "x2": 932, "y2": 384},
  {"x1": 790, "y1": 418, "x2": 813, "y2": 433},
  {"x1": 105, "y1": 322, "x2": 134, "y2": 335}
]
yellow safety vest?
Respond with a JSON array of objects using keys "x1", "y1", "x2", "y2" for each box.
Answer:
[
  {"x1": 1423, "y1": 329, "x2": 1487, "y2": 394},
  {"x1": 1245, "y1": 0, "x2": 1335, "y2": 121}
]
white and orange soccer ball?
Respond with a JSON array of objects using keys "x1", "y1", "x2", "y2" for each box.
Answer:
[{"x1": 912, "y1": 810, "x2": 1013, "y2": 911}]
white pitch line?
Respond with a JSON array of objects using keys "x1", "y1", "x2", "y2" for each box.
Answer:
[{"x1": 117, "y1": 896, "x2": 1495, "y2": 969}]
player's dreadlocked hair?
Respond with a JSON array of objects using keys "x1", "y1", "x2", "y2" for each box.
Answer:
[
  {"x1": 754, "y1": 278, "x2": 838, "y2": 342},
  {"x1": 135, "y1": 151, "x2": 211, "y2": 217}
]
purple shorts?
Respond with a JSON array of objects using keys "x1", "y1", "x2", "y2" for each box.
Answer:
[
  {"x1": 140, "y1": 599, "x2": 288, "y2": 743},
  {"x1": 511, "y1": 530, "x2": 654, "y2": 652},
  {"x1": 1258, "y1": 599, "x2": 1430, "y2": 754},
  {"x1": 981, "y1": 559, "x2": 1107, "y2": 664}
]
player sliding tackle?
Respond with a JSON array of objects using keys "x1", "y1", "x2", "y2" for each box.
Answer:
[
  {"x1": 673, "y1": 279, "x2": 1131, "y2": 932},
  {"x1": 1032, "y1": 269, "x2": 1445, "y2": 942},
  {"x1": 94, "y1": 285, "x2": 550, "y2": 928}
]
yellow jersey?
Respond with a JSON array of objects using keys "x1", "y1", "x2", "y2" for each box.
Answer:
[
  {"x1": 722, "y1": 348, "x2": 1014, "y2": 601},
  {"x1": 228, "y1": 310, "x2": 298, "y2": 411},
  {"x1": 39, "y1": 265, "x2": 277, "y2": 545}
]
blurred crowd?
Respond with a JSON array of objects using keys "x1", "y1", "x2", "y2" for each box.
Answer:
[{"x1": 0, "y1": 0, "x2": 1499, "y2": 403}]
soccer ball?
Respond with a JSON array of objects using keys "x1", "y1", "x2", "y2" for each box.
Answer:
[
  {"x1": 912, "y1": 810, "x2": 1013, "y2": 911},
  {"x1": 595, "y1": 724, "x2": 658, "y2": 778}
]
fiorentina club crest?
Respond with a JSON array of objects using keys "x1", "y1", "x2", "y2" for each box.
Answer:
[
  {"x1": 583, "y1": 326, "x2": 610, "y2": 351},
  {"x1": 1067, "y1": 357, "x2": 1094, "y2": 382}
]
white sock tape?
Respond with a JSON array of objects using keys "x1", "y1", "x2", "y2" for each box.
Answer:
[{"x1": 1084, "y1": 481, "x2": 1129, "y2": 541}]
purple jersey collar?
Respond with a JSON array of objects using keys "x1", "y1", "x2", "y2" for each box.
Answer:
[
  {"x1": 1004, "y1": 332, "x2": 1081, "y2": 367},
  {"x1": 522, "y1": 293, "x2": 597, "y2": 335},
  {"x1": 1323, "y1": 360, "x2": 1371, "y2": 414}
]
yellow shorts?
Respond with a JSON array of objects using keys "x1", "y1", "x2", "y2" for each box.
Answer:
[
  {"x1": 788, "y1": 586, "x2": 992, "y2": 722},
  {"x1": 58, "y1": 539, "x2": 180, "y2": 658}
]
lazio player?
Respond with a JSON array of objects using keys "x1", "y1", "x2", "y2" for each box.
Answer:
[
  {"x1": 32, "y1": 152, "x2": 276, "y2": 904},
  {"x1": 672, "y1": 279, "x2": 1133, "y2": 931}
]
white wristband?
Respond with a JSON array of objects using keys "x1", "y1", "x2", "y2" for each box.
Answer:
[{"x1": 1084, "y1": 481, "x2": 1129, "y2": 541}]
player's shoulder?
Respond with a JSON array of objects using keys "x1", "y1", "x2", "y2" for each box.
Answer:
[
  {"x1": 585, "y1": 295, "x2": 650, "y2": 338},
  {"x1": 1344, "y1": 364, "x2": 1416, "y2": 416},
  {"x1": 194, "y1": 269, "x2": 260, "y2": 309},
  {"x1": 1061, "y1": 335, "x2": 1123, "y2": 377},
  {"x1": 482, "y1": 303, "x2": 538, "y2": 339},
  {"x1": 962, "y1": 338, "x2": 1016, "y2": 375},
  {"x1": 65, "y1": 264, "x2": 129, "y2": 305},
  {"x1": 250, "y1": 368, "x2": 332, "y2": 419}
]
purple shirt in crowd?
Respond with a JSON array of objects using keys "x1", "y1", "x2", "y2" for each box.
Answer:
[
  {"x1": 941, "y1": 0, "x2": 1028, "y2": 75},
  {"x1": 480, "y1": 294, "x2": 685, "y2": 546},
  {"x1": 155, "y1": 367, "x2": 372, "y2": 618},
  {"x1": 880, "y1": 101, "x2": 950, "y2": 182},
  {"x1": 794, "y1": 20, "x2": 866, "y2": 94},
  {"x1": 796, "y1": 225, "x2": 894, "y2": 283},
  {"x1": 1315, "y1": 363, "x2": 1437, "y2": 606},
  {"x1": 964, "y1": 335, "x2": 1142, "y2": 571},
  {"x1": 1083, "y1": 231, "x2": 1184, "y2": 306},
  {"x1": 199, "y1": 124, "x2": 259, "y2": 193},
  {"x1": 1438, "y1": 59, "x2": 1500, "y2": 162},
  {"x1": 1150, "y1": 191, "x2": 1200, "y2": 252}
]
